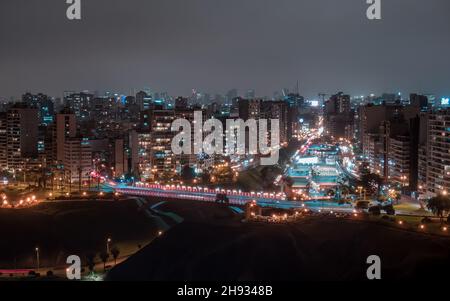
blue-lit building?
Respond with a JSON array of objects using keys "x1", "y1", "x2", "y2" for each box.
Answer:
[{"x1": 22, "y1": 93, "x2": 54, "y2": 125}]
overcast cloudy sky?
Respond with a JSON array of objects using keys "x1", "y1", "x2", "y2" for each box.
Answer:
[{"x1": 1, "y1": 0, "x2": 449, "y2": 99}]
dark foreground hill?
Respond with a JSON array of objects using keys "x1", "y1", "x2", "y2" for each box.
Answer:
[
  {"x1": 0, "y1": 200, "x2": 158, "y2": 269},
  {"x1": 106, "y1": 200, "x2": 450, "y2": 281}
]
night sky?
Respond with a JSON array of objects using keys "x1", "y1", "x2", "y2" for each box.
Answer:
[{"x1": 1, "y1": 0, "x2": 449, "y2": 100}]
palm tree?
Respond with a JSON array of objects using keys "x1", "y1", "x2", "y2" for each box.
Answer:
[
  {"x1": 111, "y1": 247, "x2": 120, "y2": 265},
  {"x1": 427, "y1": 195, "x2": 450, "y2": 223},
  {"x1": 99, "y1": 251, "x2": 109, "y2": 271}
]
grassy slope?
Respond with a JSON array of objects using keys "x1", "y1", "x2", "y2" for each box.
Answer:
[
  {"x1": 0, "y1": 200, "x2": 159, "y2": 269},
  {"x1": 107, "y1": 201, "x2": 450, "y2": 281}
]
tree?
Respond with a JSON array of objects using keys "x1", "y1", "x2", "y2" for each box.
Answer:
[
  {"x1": 326, "y1": 189, "x2": 335, "y2": 198},
  {"x1": 111, "y1": 247, "x2": 120, "y2": 265},
  {"x1": 391, "y1": 190, "x2": 401, "y2": 204},
  {"x1": 368, "y1": 205, "x2": 381, "y2": 215},
  {"x1": 358, "y1": 161, "x2": 371, "y2": 177},
  {"x1": 281, "y1": 176, "x2": 294, "y2": 198},
  {"x1": 427, "y1": 195, "x2": 450, "y2": 223},
  {"x1": 99, "y1": 251, "x2": 109, "y2": 271},
  {"x1": 201, "y1": 172, "x2": 210, "y2": 184},
  {"x1": 359, "y1": 173, "x2": 383, "y2": 194},
  {"x1": 382, "y1": 204, "x2": 395, "y2": 215},
  {"x1": 180, "y1": 165, "x2": 195, "y2": 184},
  {"x1": 260, "y1": 166, "x2": 281, "y2": 190},
  {"x1": 86, "y1": 252, "x2": 96, "y2": 274}
]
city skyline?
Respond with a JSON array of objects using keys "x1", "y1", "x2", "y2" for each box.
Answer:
[
  {"x1": 1, "y1": 0, "x2": 450, "y2": 99},
  {"x1": 1, "y1": 1, "x2": 450, "y2": 284}
]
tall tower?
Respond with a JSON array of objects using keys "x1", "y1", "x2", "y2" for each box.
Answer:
[{"x1": 55, "y1": 109, "x2": 77, "y2": 163}]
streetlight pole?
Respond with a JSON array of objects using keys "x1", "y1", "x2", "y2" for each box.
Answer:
[
  {"x1": 106, "y1": 238, "x2": 111, "y2": 254},
  {"x1": 35, "y1": 247, "x2": 40, "y2": 271}
]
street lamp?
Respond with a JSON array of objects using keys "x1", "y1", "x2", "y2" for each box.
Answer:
[
  {"x1": 357, "y1": 186, "x2": 363, "y2": 200},
  {"x1": 106, "y1": 238, "x2": 111, "y2": 253},
  {"x1": 35, "y1": 247, "x2": 40, "y2": 271}
]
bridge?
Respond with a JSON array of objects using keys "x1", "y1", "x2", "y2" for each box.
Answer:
[{"x1": 111, "y1": 183, "x2": 354, "y2": 212}]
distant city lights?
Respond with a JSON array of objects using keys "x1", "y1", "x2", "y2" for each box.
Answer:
[{"x1": 310, "y1": 100, "x2": 319, "y2": 107}]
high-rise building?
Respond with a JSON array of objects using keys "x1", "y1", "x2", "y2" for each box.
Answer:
[
  {"x1": 174, "y1": 108, "x2": 196, "y2": 169},
  {"x1": 149, "y1": 108, "x2": 176, "y2": 180},
  {"x1": 325, "y1": 92, "x2": 350, "y2": 115},
  {"x1": 359, "y1": 105, "x2": 389, "y2": 152},
  {"x1": 324, "y1": 93, "x2": 353, "y2": 140},
  {"x1": 410, "y1": 93, "x2": 429, "y2": 112},
  {"x1": 426, "y1": 108, "x2": 450, "y2": 196},
  {"x1": 417, "y1": 112, "x2": 429, "y2": 194},
  {"x1": 22, "y1": 93, "x2": 54, "y2": 125},
  {"x1": 366, "y1": 133, "x2": 384, "y2": 175},
  {"x1": 0, "y1": 112, "x2": 7, "y2": 170},
  {"x1": 175, "y1": 97, "x2": 189, "y2": 110},
  {"x1": 90, "y1": 97, "x2": 112, "y2": 121},
  {"x1": 55, "y1": 109, "x2": 77, "y2": 163},
  {"x1": 128, "y1": 130, "x2": 139, "y2": 176},
  {"x1": 113, "y1": 138, "x2": 126, "y2": 177},
  {"x1": 238, "y1": 98, "x2": 261, "y2": 120},
  {"x1": 360, "y1": 103, "x2": 422, "y2": 191},
  {"x1": 389, "y1": 135, "x2": 410, "y2": 187},
  {"x1": 418, "y1": 144, "x2": 428, "y2": 194},
  {"x1": 136, "y1": 91, "x2": 152, "y2": 111},
  {"x1": 137, "y1": 131, "x2": 152, "y2": 180},
  {"x1": 359, "y1": 104, "x2": 419, "y2": 155},
  {"x1": 6, "y1": 104, "x2": 39, "y2": 170},
  {"x1": 64, "y1": 137, "x2": 92, "y2": 188},
  {"x1": 64, "y1": 92, "x2": 93, "y2": 119},
  {"x1": 284, "y1": 93, "x2": 305, "y2": 139},
  {"x1": 261, "y1": 101, "x2": 288, "y2": 145}
]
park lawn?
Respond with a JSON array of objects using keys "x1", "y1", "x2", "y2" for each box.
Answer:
[
  {"x1": 393, "y1": 202, "x2": 430, "y2": 214},
  {"x1": 367, "y1": 214, "x2": 449, "y2": 236},
  {"x1": 0, "y1": 199, "x2": 159, "y2": 270}
]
